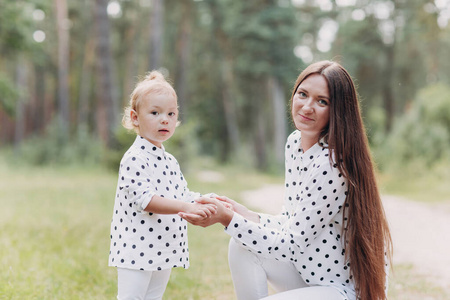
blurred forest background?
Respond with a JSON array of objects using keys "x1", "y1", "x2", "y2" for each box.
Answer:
[
  {"x1": 1, "y1": 0, "x2": 450, "y2": 174},
  {"x1": 2, "y1": 0, "x2": 450, "y2": 299}
]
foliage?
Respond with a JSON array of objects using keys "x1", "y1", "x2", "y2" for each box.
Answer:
[
  {"x1": 0, "y1": 72, "x2": 19, "y2": 115},
  {"x1": 376, "y1": 83, "x2": 450, "y2": 171},
  {"x1": 1, "y1": 0, "x2": 450, "y2": 172},
  {"x1": 10, "y1": 121, "x2": 104, "y2": 166},
  {"x1": 0, "y1": 0, "x2": 34, "y2": 55}
]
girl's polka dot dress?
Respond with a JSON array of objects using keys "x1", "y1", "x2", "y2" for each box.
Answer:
[{"x1": 109, "y1": 136, "x2": 199, "y2": 271}]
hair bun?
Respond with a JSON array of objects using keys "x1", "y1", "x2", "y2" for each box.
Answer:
[{"x1": 145, "y1": 70, "x2": 165, "y2": 82}]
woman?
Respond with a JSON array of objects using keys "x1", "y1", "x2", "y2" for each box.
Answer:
[{"x1": 181, "y1": 60, "x2": 392, "y2": 300}]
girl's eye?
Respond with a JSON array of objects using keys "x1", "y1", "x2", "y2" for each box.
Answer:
[
  {"x1": 169, "y1": 112, "x2": 177, "y2": 117},
  {"x1": 151, "y1": 111, "x2": 158, "y2": 115}
]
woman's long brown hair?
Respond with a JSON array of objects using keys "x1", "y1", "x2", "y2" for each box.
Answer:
[{"x1": 290, "y1": 61, "x2": 393, "y2": 300}]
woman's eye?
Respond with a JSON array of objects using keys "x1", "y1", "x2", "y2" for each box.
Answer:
[
  {"x1": 298, "y1": 92, "x2": 306, "y2": 98},
  {"x1": 318, "y1": 99, "x2": 328, "y2": 106}
]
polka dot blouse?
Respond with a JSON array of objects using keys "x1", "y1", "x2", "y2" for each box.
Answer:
[
  {"x1": 109, "y1": 136, "x2": 200, "y2": 271},
  {"x1": 225, "y1": 130, "x2": 355, "y2": 299}
]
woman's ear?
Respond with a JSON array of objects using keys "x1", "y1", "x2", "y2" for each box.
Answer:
[{"x1": 130, "y1": 109, "x2": 139, "y2": 126}]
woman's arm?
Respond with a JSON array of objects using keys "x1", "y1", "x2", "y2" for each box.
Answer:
[
  {"x1": 224, "y1": 162, "x2": 347, "y2": 261},
  {"x1": 216, "y1": 196, "x2": 260, "y2": 223}
]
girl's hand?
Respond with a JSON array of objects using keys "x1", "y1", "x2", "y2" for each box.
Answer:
[{"x1": 184, "y1": 198, "x2": 217, "y2": 218}]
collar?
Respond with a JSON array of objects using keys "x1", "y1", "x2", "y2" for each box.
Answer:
[
  {"x1": 299, "y1": 136, "x2": 328, "y2": 166},
  {"x1": 133, "y1": 136, "x2": 166, "y2": 158}
]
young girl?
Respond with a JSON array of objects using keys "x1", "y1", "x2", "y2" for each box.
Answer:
[{"x1": 109, "y1": 71, "x2": 216, "y2": 300}]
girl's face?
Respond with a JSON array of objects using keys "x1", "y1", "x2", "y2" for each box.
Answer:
[
  {"x1": 292, "y1": 74, "x2": 330, "y2": 142},
  {"x1": 131, "y1": 93, "x2": 178, "y2": 147}
]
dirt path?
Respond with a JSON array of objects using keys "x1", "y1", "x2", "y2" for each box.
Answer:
[{"x1": 240, "y1": 185, "x2": 450, "y2": 293}]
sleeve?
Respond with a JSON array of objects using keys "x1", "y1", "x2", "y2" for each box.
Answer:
[
  {"x1": 119, "y1": 153, "x2": 157, "y2": 213},
  {"x1": 183, "y1": 189, "x2": 201, "y2": 203},
  {"x1": 225, "y1": 161, "x2": 347, "y2": 262},
  {"x1": 258, "y1": 208, "x2": 288, "y2": 230}
]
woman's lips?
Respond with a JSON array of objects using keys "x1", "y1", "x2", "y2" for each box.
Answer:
[{"x1": 299, "y1": 114, "x2": 313, "y2": 121}]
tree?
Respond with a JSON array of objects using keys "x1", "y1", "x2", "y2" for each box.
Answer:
[
  {"x1": 148, "y1": 0, "x2": 164, "y2": 70},
  {"x1": 94, "y1": 0, "x2": 119, "y2": 146},
  {"x1": 54, "y1": 0, "x2": 70, "y2": 140},
  {"x1": 174, "y1": 0, "x2": 193, "y2": 121}
]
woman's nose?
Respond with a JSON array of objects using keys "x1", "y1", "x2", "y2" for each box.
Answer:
[{"x1": 302, "y1": 99, "x2": 314, "y2": 113}]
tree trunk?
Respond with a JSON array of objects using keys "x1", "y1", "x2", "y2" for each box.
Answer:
[
  {"x1": 174, "y1": 0, "x2": 192, "y2": 121},
  {"x1": 255, "y1": 105, "x2": 268, "y2": 170},
  {"x1": 269, "y1": 76, "x2": 287, "y2": 167},
  {"x1": 220, "y1": 58, "x2": 240, "y2": 156},
  {"x1": 383, "y1": 44, "x2": 395, "y2": 133},
  {"x1": 33, "y1": 64, "x2": 46, "y2": 135},
  {"x1": 253, "y1": 84, "x2": 268, "y2": 170},
  {"x1": 94, "y1": 0, "x2": 119, "y2": 146},
  {"x1": 148, "y1": 0, "x2": 164, "y2": 70},
  {"x1": 14, "y1": 56, "x2": 27, "y2": 153},
  {"x1": 78, "y1": 35, "x2": 95, "y2": 133},
  {"x1": 54, "y1": 0, "x2": 70, "y2": 140}
]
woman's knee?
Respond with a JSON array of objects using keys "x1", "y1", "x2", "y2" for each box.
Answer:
[{"x1": 228, "y1": 238, "x2": 257, "y2": 268}]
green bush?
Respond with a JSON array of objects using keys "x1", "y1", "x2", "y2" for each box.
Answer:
[
  {"x1": 11, "y1": 122, "x2": 103, "y2": 166},
  {"x1": 376, "y1": 83, "x2": 450, "y2": 171}
]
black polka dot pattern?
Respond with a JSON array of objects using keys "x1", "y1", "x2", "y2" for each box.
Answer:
[
  {"x1": 109, "y1": 136, "x2": 200, "y2": 271},
  {"x1": 225, "y1": 131, "x2": 355, "y2": 299}
]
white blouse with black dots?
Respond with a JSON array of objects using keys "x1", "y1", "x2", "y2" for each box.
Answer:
[
  {"x1": 109, "y1": 136, "x2": 200, "y2": 272},
  {"x1": 225, "y1": 130, "x2": 355, "y2": 299}
]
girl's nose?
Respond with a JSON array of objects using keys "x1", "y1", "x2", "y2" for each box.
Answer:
[{"x1": 161, "y1": 115, "x2": 169, "y2": 124}]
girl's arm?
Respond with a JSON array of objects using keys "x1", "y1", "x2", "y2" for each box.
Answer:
[{"x1": 145, "y1": 195, "x2": 216, "y2": 217}]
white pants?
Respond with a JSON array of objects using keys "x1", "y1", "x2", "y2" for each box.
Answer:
[
  {"x1": 117, "y1": 267, "x2": 171, "y2": 300},
  {"x1": 228, "y1": 238, "x2": 345, "y2": 300}
]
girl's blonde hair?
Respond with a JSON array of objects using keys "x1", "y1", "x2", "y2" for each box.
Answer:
[{"x1": 122, "y1": 70, "x2": 177, "y2": 133}]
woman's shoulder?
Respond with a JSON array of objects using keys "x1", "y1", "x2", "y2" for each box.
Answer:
[{"x1": 286, "y1": 130, "x2": 301, "y2": 148}]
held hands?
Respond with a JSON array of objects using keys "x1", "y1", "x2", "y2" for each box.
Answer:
[{"x1": 184, "y1": 197, "x2": 217, "y2": 218}]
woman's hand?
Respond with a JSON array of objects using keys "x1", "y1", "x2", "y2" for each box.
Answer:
[
  {"x1": 216, "y1": 195, "x2": 260, "y2": 223},
  {"x1": 180, "y1": 197, "x2": 234, "y2": 227}
]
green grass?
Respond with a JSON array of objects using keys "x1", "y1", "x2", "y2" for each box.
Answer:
[
  {"x1": 388, "y1": 264, "x2": 450, "y2": 300},
  {"x1": 0, "y1": 156, "x2": 448, "y2": 299},
  {"x1": 378, "y1": 162, "x2": 450, "y2": 203},
  {"x1": 0, "y1": 157, "x2": 282, "y2": 299}
]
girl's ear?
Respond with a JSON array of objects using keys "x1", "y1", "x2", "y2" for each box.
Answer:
[{"x1": 130, "y1": 109, "x2": 139, "y2": 126}]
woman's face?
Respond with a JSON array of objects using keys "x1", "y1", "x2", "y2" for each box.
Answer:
[{"x1": 292, "y1": 74, "x2": 330, "y2": 140}]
